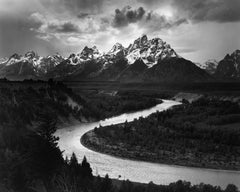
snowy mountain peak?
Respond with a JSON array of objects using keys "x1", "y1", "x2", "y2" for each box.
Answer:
[
  {"x1": 109, "y1": 43, "x2": 124, "y2": 53},
  {"x1": 126, "y1": 35, "x2": 179, "y2": 66},
  {"x1": 10, "y1": 53, "x2": 21, "y2": 59},
  {"x1": 6, "y1": 53, "x2": 23, "y2": 66},
  {"x1": 25, "y1": 51, "x2": 37, "y2": 59},
  {"x1": 107, "y1": 43, "x2": 126, "y2": 59},
  {"x1": 67, "y1": 46, "x2": 102, "y2": 65},
  {"x1": 80, "y1": 46, "x2": 101, "y2": 60},
  {"x1": 92, "y1": 46, "x2": 99, "y2": 52},
  {"x1": 0, "y1": 57, "x2": 8, "y2": 65}
]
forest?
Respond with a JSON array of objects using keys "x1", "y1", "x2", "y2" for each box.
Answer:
[
  {"x1": 0, "y1": 79, "x2": 160, "y2": 124},
  {"x1": 77, "y1": 89, "x2": 160, "y2": 119},
  {"x1": 83, "y1": 98, "x2": 240, "y2": 170}
]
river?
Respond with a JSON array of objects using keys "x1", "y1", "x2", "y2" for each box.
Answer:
[{"x1": 55, "y1": 100, "x2": 240, "y2": 188}]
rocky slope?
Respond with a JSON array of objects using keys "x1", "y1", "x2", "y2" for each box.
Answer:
[
  {"x1": 126, "y1": 35, "x2": 178, "y2": 67},
  {"x1": 215, "y1": 50, "x2": 240, "y2": 80},
  {"x1": 196, "y1": 60, "x2": 218, "y2": 74}
]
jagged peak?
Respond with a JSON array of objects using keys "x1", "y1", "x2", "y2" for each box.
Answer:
[
  {"x1": 92, "y1": 46, "x2": 101, "y2": 54},
  {"x1": 132, "y1": 34, "x2": 148, "y2": 46},
  {"x1": 140, "y1": 34, "x2": 148, "y2": 43},
  {"x1": 10, "y1": 53, "x2": 21, "y2": 59},
  {"x1": 113, "y1": 42, "x2": 124, "y2": 48},
  {"x1": 233, "y1": 49, "x2": 240, "y2": 53},
  {"x1": 224, "y1": 54, "x2": 232, "y2": 60},
  {"x1": 115, "y1": 42, "x2": 123, "y2": 46},
  {"x1": 232, "y1": 49, "x2": 240, "y2": 56},
  {"x1": 81, "y1": 45, "x2": 100, "y2": 53},
  {"x1": 222, "y1": 50, "x2": 240, "y2": 60},
  {"x1": 109, "y1": 43, "x2": 125, "y2": 53},
  {"x1": 82, "y1": 46, "x2": 91, "y2": 51},
  {"x1": 125, "y1": 35, "x2": 179, "y2": 65},
  {"x1": 92, "y1": 45, "x2": 98, "y2": 51},
  {"x1": 25, "y1": 51, "x2": 37, "y2": 58}
]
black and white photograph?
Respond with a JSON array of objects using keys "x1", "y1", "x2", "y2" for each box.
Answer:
[{"x1": 0, "y1": 0, "x2": 240, "y2": 191}]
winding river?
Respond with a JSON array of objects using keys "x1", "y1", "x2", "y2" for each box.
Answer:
[{"x1": 55, "y1": 100, "x2": 240, "y2": 188}]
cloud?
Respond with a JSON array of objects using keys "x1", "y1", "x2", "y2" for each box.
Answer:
[
  {"x1": 175, "y1": 47, "x2": 197, "y2": 54},
  {"x1": 64, "y1": 0, "x2": 106, "y2": 12},
  {"x1": 39, "y1": 0, "x2": 107, "y2": 15},
  {"x1": 29, "y1": 12, "x2": 46, "y2": 28},
  {"x1": 176, "y1": 0, "x2": 240, "y2": 22},
  {"x1": 112, "y1": 6, "x2": 146, "y2": 27},
  {"x1": 137, "y1": 0, "x2": 240, "y2": 23},
  {"x1": 137, "y1": 0, "x2": 168, "y2": 8},
  {"x1": 30, "y1": 12, "x2": 81, "y2": 35},
  {"x1": 111, "y1": 5, "x2": 187, "y2": 31},
  {"x1": 47, "y1": 22, "x2": 80, "y2": 33},
  {"x1": 77, "y1": 13, "x2": 90, "y2": 19},
  {"x1": 172, "y1": 0, "x2": 240, "y2": 22},
  {"x1": 141, "y1": 11, "x2": 188, "y2": 33}
]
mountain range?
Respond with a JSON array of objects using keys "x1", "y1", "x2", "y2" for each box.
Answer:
[{"x1": 0, "y1": 35, "x2": 239, "y2": 82}]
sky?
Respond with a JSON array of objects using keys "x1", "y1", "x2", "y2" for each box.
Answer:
[{"x1": 0, "y1": 0, "x2": 240, "y2": 63}]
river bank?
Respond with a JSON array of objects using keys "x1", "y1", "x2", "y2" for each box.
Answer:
[{"x1": 81, "y1": 129, "x2": 240, "y2": 171}]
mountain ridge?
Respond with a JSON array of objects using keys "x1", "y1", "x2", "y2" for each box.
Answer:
[{"x1": 0, "y1": 35, "x2": 215, "y2": 82}]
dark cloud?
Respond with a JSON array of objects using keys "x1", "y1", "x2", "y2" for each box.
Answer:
[
  {"x1": 30, "y1": 13, "x2": 80, "y2": 34},
  {"x1": 62, "y1": 0, "x2": 106, "y2": 14},
  {"x1": 47, "y1": 22, "x2": 80, "y2": 33},
  {"x1": 174, "y1": 18, "x2": 188, "y2": 26},
  {"x1": 99, "y1": 17, "x2": 111, "y2": 31},
  {"x1": 112, "y1": 6, "x2": 146, "y2": 27},
  {"x1": 137, "y1": 0, "x2": 167, "y2": 7},
  {"x1": 172, "y1": 0, "x2": 240, "y2": 23},
  {"x1": 143, "y1": 12, "x2": 188, "y2": 32},
  {"x1": 137, "y1": 0, "x2": 240, "y2": 23},
  {"x1": 77, "y1": 13, "x2": 90, "y2": 19}
]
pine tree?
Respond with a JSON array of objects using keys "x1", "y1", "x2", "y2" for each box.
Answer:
[
  {"x1": 37, "y1": 113, "x2": 59, "y2": 147},
  {"x1": 81, "y1": 156, "x2": 92, "y2": 178}
]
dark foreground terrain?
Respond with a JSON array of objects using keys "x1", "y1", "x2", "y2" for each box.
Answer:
[{"x1": 0, "y1": 80, "x2": 239, "y2": 191}]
